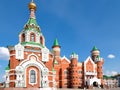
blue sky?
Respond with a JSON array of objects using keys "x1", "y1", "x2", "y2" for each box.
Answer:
[{"x1": 0, "y1": 0, "x2": 120, "y2": 82}]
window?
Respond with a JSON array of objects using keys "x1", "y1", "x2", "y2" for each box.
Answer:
[
  {"x1": 30, "y1": 70, "x2": 36, "y2": 83},
  {"x1": 18, "y1": 50, "x2": 22, "y2": 56},
  {"x1": 30, "y1": 33, "x2": 35, "y2": 42},
  {"x1": 40, "y1": 36, "x2": 44, "y2": 45},
  {"x1": 21, "y1": 33, "x2": 25, "y2": 42}
]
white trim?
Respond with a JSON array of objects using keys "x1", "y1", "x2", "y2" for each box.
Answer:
[
  {"x1": 10, "y1": 54, "x2": 15, "y2": 56},
  {"x1": 61, "y1": 56, "x2": 70, "y2": 63},
  {"x1": 84, "y1": 56, "x2": 96, "y2": 85},
  {"x1": 84, "y1": 56, "x2": 95, "y2": 74},
  {"x1": 19, "y1": 53, "x2": 46, "y2": 87},
  {"x1": 19, "y1": 53, "x2": 45, "y2": 67}
]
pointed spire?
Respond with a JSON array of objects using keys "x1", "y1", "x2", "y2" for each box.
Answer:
[
  {"x1": 52, "y1": 38, "x2": 61, "y2": 48},
  {"x1": 92, "y1": 46, "x2": 99, "y2": 51}
]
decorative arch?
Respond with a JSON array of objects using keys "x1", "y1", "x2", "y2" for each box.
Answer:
[
  {"x1": 21, "y1": 33, "x2": 25, "y2": 42},
  {"x1": 30, "y1": 32, "x2": 36, "y2": 42}
]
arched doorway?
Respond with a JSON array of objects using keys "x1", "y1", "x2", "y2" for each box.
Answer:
[{"x1": 93, "y1": 81, "x2": 98, "y2": 87}]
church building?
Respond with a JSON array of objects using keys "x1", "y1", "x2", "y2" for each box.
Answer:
[{"x1": 4, "y1": 0, "x2": 104, "y2": 89}]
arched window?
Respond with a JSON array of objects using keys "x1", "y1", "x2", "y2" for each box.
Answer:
[
  {"x1": 40, "y1": 36, "x2": 44, "y2": 45},
  {"x1": 30, "y1": 70, "x2": 36, "y2": 83},
  {"x1": 30, "y1": 33, "x2": 35, "y2": 42},
  {"x1": 21, "y1": 33, "x2": 25, "y2": 42}
]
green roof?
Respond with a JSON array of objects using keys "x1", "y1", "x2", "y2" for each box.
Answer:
[
  {"x1": 5, "y1": 66, "x2": 10, "y2": 70},
  {"x1": 103, "y1": 75, "x2": 116, "y2": 79},
  {"x1": 92, "y1": 46, "x2": 99, "y2": 51},
  {"x1": 97, "y1": 55, "x2": 100, "y2": 59},
  {"x1": 23, "y1": 17, "x2": 40, "y2": 33},
  {"x1": 27, "y1": 18, "x2": 38, "y2": 26},
  {"x1": 5, "y1": 61, "x2": 10, "y2": 70},
  {"x1": 53, "y1": 38, "x2": 59, "y2": 47},
  {"x1": 71, "y1": 52, "x2": 77, "y2": 55}
]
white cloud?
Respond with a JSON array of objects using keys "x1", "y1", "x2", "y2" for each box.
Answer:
[
  {"x1": 107, "y1": 54, "x2": 115, "y2": 59},
  {"x1": 0, "y1": 74, "x2": 6, "y2": 82},
  {"x1": 104, "y1": 70, "x2": 118, "y2": 76},
  {"x1": 0, "y1": 47, "x2": 9, "y2": 60}
]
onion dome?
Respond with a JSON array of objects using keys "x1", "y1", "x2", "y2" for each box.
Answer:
[{"x1": 28, "y1": 0, "x2": 36, "y2": 10}]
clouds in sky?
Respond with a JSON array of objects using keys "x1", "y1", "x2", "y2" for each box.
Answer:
[
  {"x1": 0, "y1": 47, "x2": 9, "y2": 60},
  {"x1": 107, "y1": 54, "x2": 115, "y2": 59},
  {"x1": 0, "y1": 74, "x2": 5, "y2": 82},
  {"x1": 105, "y1": 70, "x2": 118, "y2": 76}
]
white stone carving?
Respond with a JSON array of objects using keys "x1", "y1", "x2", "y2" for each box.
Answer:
[
  {"x1": 42, "y1": 47, "x2": 49, "y2": 62},
  {"x1": 15, "y1": 43, "x2": 24, "y2": 60}
]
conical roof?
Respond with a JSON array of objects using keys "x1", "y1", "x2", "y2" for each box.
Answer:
[
  {"x1": 52, "y1": 38, "x2": 60, "y2": 48},
  {"x1": 92, "y1": 46, "x2": 99, "y2": 51}
]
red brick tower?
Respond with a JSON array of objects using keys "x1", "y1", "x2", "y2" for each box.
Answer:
[
  {"x1": 52, "y1": 39, "x2": 61, "y2": 87},
  {"x1": 70, "y1": 52, "x2": 79, "y2": 88}
]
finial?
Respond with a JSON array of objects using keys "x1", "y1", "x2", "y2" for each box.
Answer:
[
  {"x1": 31, "y1": 0, "x2": 34, "y2": 2},
  {"x1": 28, "y1": 0, "x2": 36, "y2": 11}
]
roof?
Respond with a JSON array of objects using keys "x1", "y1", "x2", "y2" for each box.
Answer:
[
  {"x1": 52, "y1": 38, "x2": 60, "y2": 47},
  {"x1": 103, "y1": 75, "x2": 116, "y2": 79},
  {"x1": 23, "y1": 17, "x2": 40, "y2": 33},
  {"x1": 92, "y1": 46, "x2": 99, "y2": 51},
  {"x1": 27, "y1": 18, "x2": 38, "y2": 26},
  {"x1": 71, "y1": 52, "x2": 77, "y2": 55},
  {"x1": 5, "y1": 66, "x2": 10, "y2": 70},
  {"x1": 5, "y1": 61, "x2": 10, "y2": 70}
]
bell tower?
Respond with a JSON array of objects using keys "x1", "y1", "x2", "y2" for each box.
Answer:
[{"x1": 19, "y1": 0, "x2": 45, "y2": 48}]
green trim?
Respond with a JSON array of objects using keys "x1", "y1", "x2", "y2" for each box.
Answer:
[{"x1": 21, "y1": 42, "x2": 44, "y2": 48}]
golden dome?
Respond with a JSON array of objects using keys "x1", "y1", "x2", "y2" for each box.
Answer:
[{"x1": 28, "y1": 2, "x2": 36, "y2": 10}]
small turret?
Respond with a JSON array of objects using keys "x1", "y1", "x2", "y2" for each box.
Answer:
[
  {"x1": 70, "y1": 52, "x2": 79, "y2": 88},
  {"x1": 70, "y1": 52, "x2": 78, "y2": 64},
  {"x1": 91, "y1": 46, "x2": 100, "y2": 62},
  {"x1": 52, "y1": 39, "x2": 61, "y2": 56}
]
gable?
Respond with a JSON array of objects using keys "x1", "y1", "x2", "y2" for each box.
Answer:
[{"x1": 61, "y1": 56, "x2": 70, "y2": 64}]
